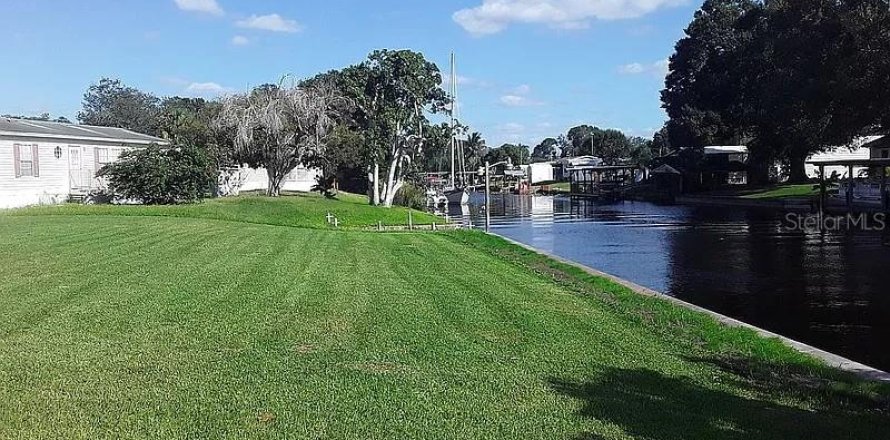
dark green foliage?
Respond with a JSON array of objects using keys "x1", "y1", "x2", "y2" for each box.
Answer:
[
  {"x1": 98, "y1": 144, "x2": 215, "y2": 204},
  {"x1": 663, "y1": 0, "x2": 890, "y2": 182},
  {"x1": 78, "y1": 78, "x2": 160, "y2": 135},
  {"x1": 532, "y1": 138, "x2": 558, "y2": 161},
  {"x1": 392, "y1": 182, "x2": 428, "y2": 210},
  {"x1": 312, "y1": 174, "x2": 338, "y2": 198},
  {"x1": 484, "y1": 143, "x2": 530, "y2": 165}
]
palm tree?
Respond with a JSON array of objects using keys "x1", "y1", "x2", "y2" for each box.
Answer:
[{"x1": 464, "y1": 131, "x2": 487, "y2": 170}]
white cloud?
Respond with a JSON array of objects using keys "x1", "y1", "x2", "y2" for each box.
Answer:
[
  {"x1": 453, "y1": 0, "x2": 687, "y2": 36},
  {"x1": 618, "y1": 59, "x2": 669, "y2": 76},
  {"x1": 499, "y1": 84, "x2": 542, "y2": 107},
  {"x1": 236, "y1": 14, "x2": 302, "y2": 33},
  {"x1": 231, "y1": 35, "x2": 250, "y2": 46},
  {"x1": 501, "y1": 95, "x2": 536, "y2": 107},
  {"x1": 512, "y1": 84, "x2": 531, "y2": 95},
  {"x1": 186, "y1": 82, "x2": 232, "y2": 96},
  {"x1": 174, "y1": 0, "x2": 223, "y2": 16}
]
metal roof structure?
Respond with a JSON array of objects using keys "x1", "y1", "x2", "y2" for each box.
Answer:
[
  {"x1": 0, "y1": 117, "x2": 167, "y2": 145},
  {"x1": 806, "y1": 158, "x2": 890, "y2": 167}
]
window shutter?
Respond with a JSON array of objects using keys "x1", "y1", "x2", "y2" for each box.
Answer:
[
  {"x1": 13, "y1": 144, "x2": 21, "y2": 177},
  {"x1": 94, "y1": 147, "x2": 101, "y2": 172},
  {"x1": 31, "y1": 144, "x2": 40, "y2": 177}
]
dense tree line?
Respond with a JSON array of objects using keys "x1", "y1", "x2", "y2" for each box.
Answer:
[
  {"x1": 662, "y1": 0, "x2": 890, "y2": 183},
  {"x1": 527, "y1": 125, "x2": 658, "y2": 166},
  {"x1": 67, "y1": 50, "x2": 491, "y2": 206}
]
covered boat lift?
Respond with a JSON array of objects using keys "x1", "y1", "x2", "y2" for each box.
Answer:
[
  {"x1": 569, "y1": 165, "x2": 641, "y2": 199},
  {"x1": 807, "y1": 158, "x2": 890, "y2": 212}
]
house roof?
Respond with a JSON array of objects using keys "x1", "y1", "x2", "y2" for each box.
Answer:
[
  {"x1": 703, "y1": 145, "x2": 747, "y2": 155},
  {"x1": 0, "y1": 117, "x2": 167, "y2": 145},
  {"x1": 863, "y1": 135, "x2": 889, "y2": 150},
  {"x1": 651, "y1": 164, "x2": 681, "y2": 175}
]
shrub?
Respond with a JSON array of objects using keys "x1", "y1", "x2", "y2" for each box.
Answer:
[
  {"x1": 98, "y1": 144, "x2": 215, "y2": 204},
  {"x1": 312, "y1": 174, "x2": 338, "y2": 199},
  {"x1": 393, "y1": 182, "x2": 427, "y2": 210}
]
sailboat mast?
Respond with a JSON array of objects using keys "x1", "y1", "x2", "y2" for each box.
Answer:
[{"x1": 450, "y1": 52, "x2": 457, "y2": 188}]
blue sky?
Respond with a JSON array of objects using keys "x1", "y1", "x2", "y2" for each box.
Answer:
[{"x1": 0, "y1": 0, "x2": 700, "y2": 147}]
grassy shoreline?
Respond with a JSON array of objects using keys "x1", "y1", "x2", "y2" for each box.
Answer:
[{"x1": 1, "y1": 194, "x2": 888, "y2": 438}]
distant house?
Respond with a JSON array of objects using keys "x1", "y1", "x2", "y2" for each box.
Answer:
[
  {"x1": 521, "y1": 162, "x2": 554, "y2": 184},
  {"x1": 864, "y1": 135, "x2": 890, "y2": 159},
  {"x1": 806, "y1": 136, "x2": 881, "y2": 179},
  {"x1": 554, "y1": 155, "x2": 603, "y2": 181},
  {"x1": 218, "y1": 165, "x2": 321, "y2": 196},
  {"x1": 0, "y1": 117, "x2": 167, "y2": 209},
  {"x1": 703, "y1": 145, "x2": 748, "y2": 185}
]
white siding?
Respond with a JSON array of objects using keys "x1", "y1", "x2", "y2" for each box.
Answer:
[
  {"x1": 0, "y1": 136, "x2": 137, "y2": 209},
  {"x1": 806, "y1": 147, "x2": 871, "y2": 179},
  {"x1": 221, "y1": 166, "x2": 321, "y2": 195}
]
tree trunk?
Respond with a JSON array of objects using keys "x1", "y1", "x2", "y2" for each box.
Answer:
[
  {"x1": 787, "y1": 152, "x2": 809, "y2": 183},
  {"x1": 381, "y1": 155, "x2": 401, "y2": 207},
  {"x1": 746, "y1": 148, "x2": 773, "y2": 186},
  {"x1": 267, "y1": 168, "x2": 283, "y2": 197},
  {"x1": 370, "y1": 162, "x2": 381, "y2": 205}
]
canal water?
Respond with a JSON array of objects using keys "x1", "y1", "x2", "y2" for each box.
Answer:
[{"x1": 447, "y1": 193, "x2": 890, "y2": 372}]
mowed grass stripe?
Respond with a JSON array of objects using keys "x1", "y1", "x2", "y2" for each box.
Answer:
[{"x1": 0, "y1": 210, "x2": 888, "y2": 439}]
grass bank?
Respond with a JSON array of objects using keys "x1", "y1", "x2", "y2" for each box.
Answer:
[
  {"x1": 692, "y1": 184, "x2": 819, "y2": 201},
  {"x1": 3, "y1": 192, "x2": 439, "y2": 229},
  {"x1": 0, "y1": 195, "x2": 888, "y2": 439},
  {"x1": 740, "y1": 184, "x2": 820, "y2": 200}
]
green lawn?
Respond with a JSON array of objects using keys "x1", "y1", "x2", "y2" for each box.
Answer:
[
  {"x1": 740, "y1": 184, "x2": 820, "y2": 200},
  {"x1": 0, "y1": 196, "x2": 887, "y2": 439},
  {"x1": 3, "y1": 192, "x2": 439, "y2": 229}
]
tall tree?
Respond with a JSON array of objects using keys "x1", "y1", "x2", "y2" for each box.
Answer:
[
  {"x1": 588, "y1": 128, "x2": 632, "y2": 164},
  {"x1": 484, "y1": 144, "x2": 530, "y2": 166},
  {"x1": 78, "y1": 78, "x2": 160, "y2": 134},
  {"x1": 463, "y1": 131, "x2": 487, "y2": 170},
  {"x1": 314, "y1": 50, "x2": 448, "y2": 207},
  {"x1": 215, "y1": 81, "x2": 347, "y2": 196},
  {"x1": 532, "y1": 138, "x2": 558, "y2": 161},
  {"x1": 565, "y1": 125, "x2": 596, "y2": 157},
  {"x1": 663, "y1": 0, "x2": 890, "y2": 183}
]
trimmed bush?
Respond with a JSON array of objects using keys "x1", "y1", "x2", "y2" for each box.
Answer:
[{"x1": 98, "y1": 144, "x2": 215, "y2": 204}]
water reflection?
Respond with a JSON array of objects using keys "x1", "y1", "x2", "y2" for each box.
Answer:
[{"x1": 448, "y1": 194, "x2": 890, "y2": 371}]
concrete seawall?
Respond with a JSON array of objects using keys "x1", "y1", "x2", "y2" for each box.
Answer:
[{"x1": 491, "y1": 232, "x2": 890, "y2": 383}]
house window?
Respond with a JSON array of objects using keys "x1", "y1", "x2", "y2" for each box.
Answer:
[
  {"x1": 95, "y1": 148, "x2": 110, "y2": 165},
  {"x1": 13, "y1": 144, "x2": 39, "y2": 177},
  {"x1": 882, "y1": 149, "x2": 889, "y2": 159}
]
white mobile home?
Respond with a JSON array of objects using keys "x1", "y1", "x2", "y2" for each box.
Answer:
[
  {"x1": 0, "y1": 117, "x2": 166, "y2": 209},
  {"x1": 218, "y1": 165, "x2": 321, "y2": 196}
]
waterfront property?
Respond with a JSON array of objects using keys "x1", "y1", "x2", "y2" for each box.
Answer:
[
  {"x1": 805, "y1": 136, "x2": 881, "y2": 180},
  {"x1": 568, "y1": 165, "x2": 641, "y2": 199},
  {"x1": 2, "y1": 194, "x2": 889, "y2": 438},
  {"x1": 0, "y1": 117, "x2": 167, "y2": 208}
]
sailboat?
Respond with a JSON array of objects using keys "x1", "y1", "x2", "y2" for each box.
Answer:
[{"x1": 444, "y1": 52, "x2": 470, "y2": 205}]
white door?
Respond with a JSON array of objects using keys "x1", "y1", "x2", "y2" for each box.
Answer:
[{"x1": 68, "y1": 147, "x2": 84, "y2": 189}]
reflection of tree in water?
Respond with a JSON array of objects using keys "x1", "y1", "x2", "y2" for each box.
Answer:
[
  {"x1": 665, "y1": 207, "x2": 890, "y2": 371},
  {"x1": 549, "y1": 362, "x2": 890, "y2": 440}
]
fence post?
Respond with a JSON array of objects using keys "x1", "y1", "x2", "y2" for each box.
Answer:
[{"x1": 408, "y1": 211, "x2": 413, "y2": 230}]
